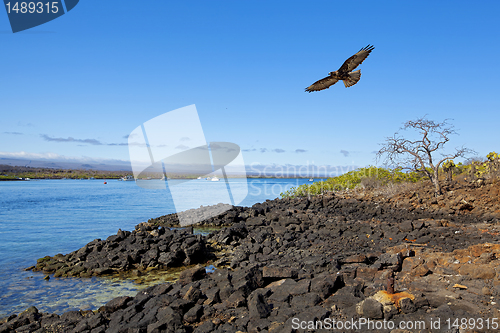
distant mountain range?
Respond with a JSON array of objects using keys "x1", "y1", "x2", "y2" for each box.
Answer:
[
  {"x1": 0, "y1": 157, "x2": 355, "y2": 178},
  {"x1": 0, "y1": 157, "x2": 132, "y2": 172}
]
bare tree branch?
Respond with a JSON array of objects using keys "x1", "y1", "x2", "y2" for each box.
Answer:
[{"x1": 377, "y1": 116, "x2": 476, "y2": 196}]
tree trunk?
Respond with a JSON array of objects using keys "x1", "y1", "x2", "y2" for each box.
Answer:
[
  {"x1": 469, "y1": 164, "x2": 476, "y2": 181},
  {"x1": 432, "y1": 168, "x2": 442, "y2": 196}
]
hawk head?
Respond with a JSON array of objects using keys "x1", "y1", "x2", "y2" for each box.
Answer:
[{"x1": 328, "y1": 71, "x2": 339, "y2": 78}]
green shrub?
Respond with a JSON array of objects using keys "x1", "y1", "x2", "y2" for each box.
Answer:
[{"x1": 280, "y1": 166, "x2": 423, "y2": 198}]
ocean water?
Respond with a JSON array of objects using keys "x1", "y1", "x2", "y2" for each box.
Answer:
[{"x1": 0, "y1": 178, "x2": 316, "y2": 317}]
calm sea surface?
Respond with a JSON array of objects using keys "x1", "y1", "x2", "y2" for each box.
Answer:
[{"x1": 0, "y1": 178, "x2": 317, "y2": 317}]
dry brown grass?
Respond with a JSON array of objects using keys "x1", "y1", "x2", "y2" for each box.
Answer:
[{"x1": 372, "y1": 181, "x2": 422, "y2": 198}]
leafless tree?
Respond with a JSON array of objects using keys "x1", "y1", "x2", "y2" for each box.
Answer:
[{"x1": 377, "y1": 117, "x2": 475, "y2": 196}]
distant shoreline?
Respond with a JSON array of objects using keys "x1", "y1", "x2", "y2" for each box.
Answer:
[
  {"x1": 0, "y1": 164, "x2": 323, "y2": 181},
  {"x1": 0, "y1": 176, "x2": 319, "y2": 181}
]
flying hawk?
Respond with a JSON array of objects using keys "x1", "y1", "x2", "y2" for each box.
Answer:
[{"x1": 305, "y1": 45, "x2": 374, "y2": 92}]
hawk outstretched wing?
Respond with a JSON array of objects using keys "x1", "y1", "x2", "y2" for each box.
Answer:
[
  {"x1": 305, "y1": 76, "x2": 339, "y2": 92},
  {"x1": 337, "y1": 44, "x2": 374, "y2": 74}
]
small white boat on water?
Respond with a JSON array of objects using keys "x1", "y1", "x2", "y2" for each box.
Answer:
[
  {"x1": 211, "y1": 176, "x2": 220, "y2": 181},
  {"x1": 309, "y1": 178, "x2": 314, "y2": 182},
  {"x1": 121, "y1": 175, "x2": 135, "y2": 181}
]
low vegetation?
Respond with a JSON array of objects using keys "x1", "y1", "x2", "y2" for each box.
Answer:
[
  {"x1": 281, "y1": 152, "x2": 500, "y2": 198},
  {"x1": 281, "y1": 166, "x2": 422, "y2": 198},
  {"x1": 0, "y1": 165, "x2": 130, "y2": 180}
]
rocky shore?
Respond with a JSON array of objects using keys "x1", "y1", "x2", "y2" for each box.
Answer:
[
  {"x1": 30, "y1": 225, "x2": 209, "y2": 279},
  {"x1": 2, "y1": 178, "x2": 500, "y2": 333}
]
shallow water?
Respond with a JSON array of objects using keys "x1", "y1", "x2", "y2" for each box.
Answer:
[{"x1": 0, "y1": 178, "x2": 315, "y2": 317}]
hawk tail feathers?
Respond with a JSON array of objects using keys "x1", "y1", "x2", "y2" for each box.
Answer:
[{"x1": 344, "y1": 70, "x2": 361, "y2": 88}]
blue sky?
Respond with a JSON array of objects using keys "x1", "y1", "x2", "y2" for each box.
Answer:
[{"x1": 1, "y1": 1, "x2": 499, "y2": 175}]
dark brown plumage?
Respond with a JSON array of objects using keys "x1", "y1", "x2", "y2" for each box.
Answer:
[{"x1": 305, "y1": 45, "x2": 374, "y2": 92}]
